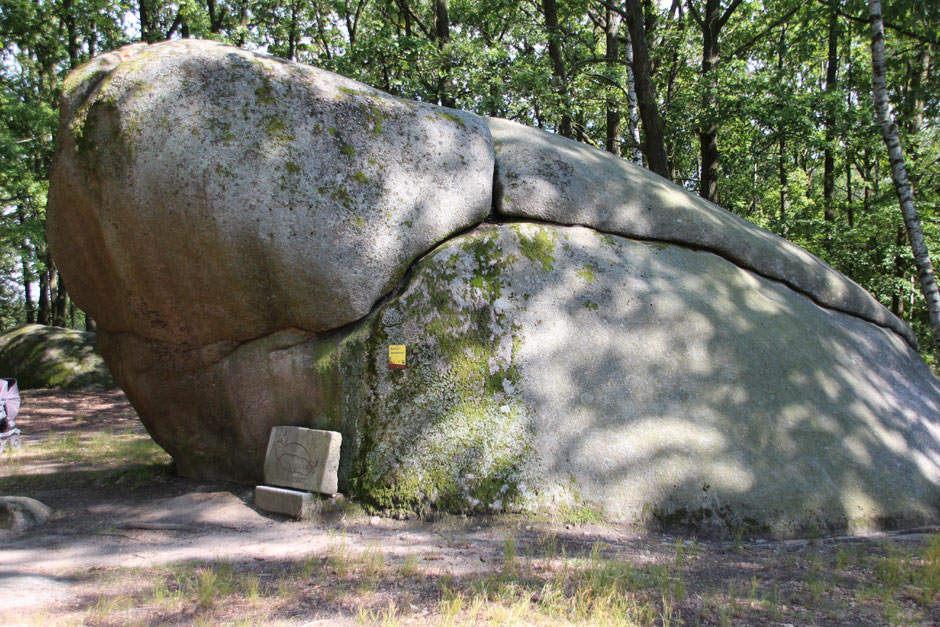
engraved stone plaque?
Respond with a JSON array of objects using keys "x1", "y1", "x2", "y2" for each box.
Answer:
[{"x1": 263, "y1": 426, "x2": 341, "y2": 495}]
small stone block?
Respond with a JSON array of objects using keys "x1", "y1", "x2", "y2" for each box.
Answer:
[
  {"x1": 254, "y1": 485, "x2": 314, "y2": 519},
  {"x1": 263, "y1": 426, "x2": 341, "y2": 494}
]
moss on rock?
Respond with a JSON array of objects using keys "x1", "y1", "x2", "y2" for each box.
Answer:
[{"x1": 0, "y1": 324, "x2": 115, "y2": 390}]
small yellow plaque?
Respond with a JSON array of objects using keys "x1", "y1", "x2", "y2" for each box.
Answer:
[{"x1": 388, "y1": 345, "x2": 406, "y2": 369}]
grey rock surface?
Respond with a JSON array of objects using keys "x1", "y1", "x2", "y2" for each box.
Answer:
[
  {"x1": 96, "y1": 224, "x2": 940, "y2": 536},
  {"x1": 487, "y1": 117, "x2": 916, "y2": 348},
  {"x1": 0, "y1": 496, "x2": 52, "y2": 533},
  {"x1": 47, "y1": 39, "x2": 493, "y2": 347},
  {"x1": 336, "y1": 224, "x2": 940, "y2": 535},
  {"x1": 45, "y1": 41, "x2": 940, "y2": 536},
  {"x1": 255, "y1": 485, "x2": 315, "y2": 519},
  {"x1": 0, "y1": 324, "x2": 114, "y2": 390}
]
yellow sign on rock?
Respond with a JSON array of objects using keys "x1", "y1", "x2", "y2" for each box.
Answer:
[{"x1": 388, "y1": 345, "x2": 406, "y2": 369}]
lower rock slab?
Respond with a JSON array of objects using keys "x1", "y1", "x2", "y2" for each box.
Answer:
[{"x1": 254, "y1": 485, "x2": 314, "y2": 519}]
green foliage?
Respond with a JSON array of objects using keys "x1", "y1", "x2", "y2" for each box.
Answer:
[{"x1": 0, "y1": 0, "x2": 937, "y2": 361}]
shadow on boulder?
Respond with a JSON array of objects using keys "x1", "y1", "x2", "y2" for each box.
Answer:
[{"x1": 0, "y1": 324, "x2": 115, "y2": 390}]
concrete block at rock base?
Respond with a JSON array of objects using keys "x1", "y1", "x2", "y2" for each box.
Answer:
[
  {"x1": 263, "y1": 426, "x2": 341, "y2": 495},
  {"x1": 254, "y1": 485, "x2": 314, "y2": 519}
]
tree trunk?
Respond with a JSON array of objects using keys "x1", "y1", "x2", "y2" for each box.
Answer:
[
  {"x1": 139, "y1": 0, "x2": 154, "y2": 43},
  {"x1": 622, "y1": 23, "x2": 643, "y2": 164},
  {"x1": 777, "y1": 27, "x2": 788, "y2": 234},
  {"x1": 21, "y1": 258, "x2": 34, "y2": 324},
  {"x1": 779, "y1": 136, "x2": 788, "y2": 234},
  {"x1": 53, "y1": 270, "x2": 68, "y2": 327},
  {"x1": 697, "y1": 0, "x2": 720, "y2": 203},
  {"x1": 542, "y1": 0, "x2": 572, "y2": 137},
  {"x1": 288, "y1": 0, "x2": 298, "y2": 60},
  {"x1": 435, "y1": 0, "x2": 456, "y2": 108},
  {"x1": 624, "y1": 0, "x2": 669, "y2": 178},
  {"x1": 869, "y1": 0, "x2": 940, "y2": 355},
  {"x1": 892, "y1": 224, "x2": 906, "y2": 317},
  {"x1": 37, "y1": 269, "x2": 50, "y2": 326},
  {"x1": 62, "y1": 0, "x2": 80, "y2": 68},
  {"x1": 823, "y1": 11, "x2": 838, "y2": 222},
  {"x1": 846, "y1": 155, "x2": 854, "y2": 228},
  {"x1": 604, "y1": 6, "x2": 621, "y2": 156}
]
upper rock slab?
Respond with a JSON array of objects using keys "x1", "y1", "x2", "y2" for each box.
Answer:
[
  {"x1": 47, "y1": 40, "x2": 494, "y2": 346},
  {"x1": 487, "y1": 117, "x2": 915, "y2": 348}
]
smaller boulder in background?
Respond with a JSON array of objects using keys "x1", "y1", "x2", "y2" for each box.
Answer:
[
  {"x1": 0, "y1": 324, "x2": 115, "y2": 390},
  {"x1": 0, "y1": 496, "x2": 52, "y2": 533}
]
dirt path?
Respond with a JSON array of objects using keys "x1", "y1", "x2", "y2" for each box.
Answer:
[{"x1": 1, "y1": 389, "x2": 937, "y2": 625}]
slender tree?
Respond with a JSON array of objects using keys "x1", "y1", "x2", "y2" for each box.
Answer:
[{"x1": 868, "y1": 0, "x2": 940, "y2": 356}]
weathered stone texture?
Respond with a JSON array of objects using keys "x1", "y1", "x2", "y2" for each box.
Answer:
[
  {"x1": 45, "y1": 40, "x2": 940, "y2": 536},
  {"x1": 254, "y1": 485, "x2": 315, "y2": 518},
  {"x1": 48, "y1": 39, "x2": 493, "y2": 347},
  {"x1": 0, "y1": 324, "x2": 114, "y2": 390},
  {"x1": 487, "y1": 116, "x2": 916, "y2": 348}
]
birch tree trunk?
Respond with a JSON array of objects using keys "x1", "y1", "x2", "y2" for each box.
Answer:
[
  {"x1": 869, "y1": 0, "x2": 940, "y2": 356},
  {"x1": 604, "y1": 6, "x2": 621, "y2": 156},
  {"x1": 622, "y1": 23, "x2": 643, "y2": 164}
]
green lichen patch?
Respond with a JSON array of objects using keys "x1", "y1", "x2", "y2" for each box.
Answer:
[
  {"x1": 208, "y1": 117, "x2": 235, "y2": 143},
  {"x1": 352, "y1": 170, "x2": 370, "y2": 184},
  {"x1": 254, "y1": 76, "x2": 276, "y2": 104},
  {"x1": 435, "y1": 111, "x2": 466, "y2": 126},
  {"x1": 262, "y1": 116, "x2": 294, "y2": 145},
  {"x1": 512, "y1": 224, "x2": 557, "y2": 273},
  {"x1": 576, "y1": 264, "x2": 595, "y2": 282},
  {"x1": 462, "y1": 231, "x2": 506, "y2": 301},
  {"x1": 340, "y1": 144, "x2": 356, "y2": 158},
  {"x1": 359, "y1": 101, "x2": 389, "y2": 136},
  {"x1": 335, "y1": 227, "x2": 533, "y2": 516}
]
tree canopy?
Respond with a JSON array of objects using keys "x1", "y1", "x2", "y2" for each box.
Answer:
[{"x1": 1, "y1": 0, "x2": 938, "y2": 362}]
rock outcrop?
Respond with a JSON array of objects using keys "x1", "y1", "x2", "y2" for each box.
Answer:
[
  {"x1": 47, "y1": 39, "x2": 940, "y2": 536},
  {"x1": 0, "y1": 496, "x2": 52, "y2": 533},
  {"x1": 0, "y1": 324, "x2": 114, "y2": 390}
]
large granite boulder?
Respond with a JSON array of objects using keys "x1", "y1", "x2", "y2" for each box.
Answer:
[
  {"x1": 47, "y1": 40, "x2": 940, "y2": 536},
  {"x1": 0, "y1": 324, "x2": 114, "y2": 390},
  {"x1": 48, "y1": 39, "x2": 492, "y2": 346}
]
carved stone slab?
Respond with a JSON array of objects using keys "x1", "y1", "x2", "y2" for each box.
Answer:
[
  {"x1": 263, "y1": 427, "x2": 341, "y2": 495},
  {"x1": 254, "y1": 485, "x2": 314, "y2": 519}
]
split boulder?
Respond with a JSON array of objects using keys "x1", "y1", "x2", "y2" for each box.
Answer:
[{"x1": 46, "y1": 40, "x2": 940, "y2": 536}]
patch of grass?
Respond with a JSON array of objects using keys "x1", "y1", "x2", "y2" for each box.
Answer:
[
  {"x1": 557, "y1": 501, "x2": 605, "y2": 526},
  {"x1": 361, "y1": 542, "x2": 386, "y2": 579},
  {"x1": 400, "y1": 553, "x2": 420, "y2": 578},
  {"x1": 2, "y1": 427, "x2": 173, "y2": 490},
  {"x1": 328, "y1": 531, "x2": 352, "y2": 576}
]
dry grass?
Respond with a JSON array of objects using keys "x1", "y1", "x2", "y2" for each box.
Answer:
[
  {"x1": 2, "y1": 390, "x2": 939, "y2": 625},
  {"x1": 2, "y1": 530, "x2": 938, "y2": 625}
]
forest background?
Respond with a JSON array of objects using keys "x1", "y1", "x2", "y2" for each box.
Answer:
[{"x1": 1, "y1": 0, "x2": 938, "y2": 362}]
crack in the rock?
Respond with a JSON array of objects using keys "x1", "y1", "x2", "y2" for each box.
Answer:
[
  {"x1": 490, "y1": 214, "x2": 915, "y2": 348},
  {"x1": 108, "y1": 210, "x2": 913, "y2": 376}
]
